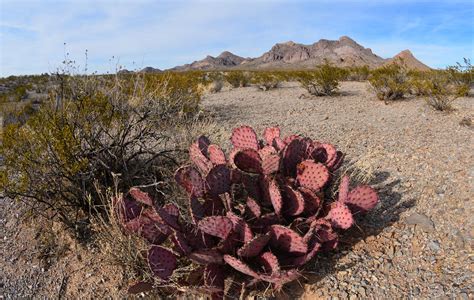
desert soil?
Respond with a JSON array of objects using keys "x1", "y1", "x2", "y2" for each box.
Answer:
[{"x1": 1, "y1": 81, "x2": 473, "y2": 299}]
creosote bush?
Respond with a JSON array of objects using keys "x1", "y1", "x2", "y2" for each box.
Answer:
[
  {"x1": 296, "y1": 62, "x2": 347, "y2": 96},
  {"x1": 224, "y1": 70, "x2": 252, "y2": 88},
  {"x1": 423, "y1": 72, "x2": 460, "y2": 111},
  {"x1": 0, "y1": 71, "x2": 202, "y2": 228},
  {"x1": 252, "y1": 71, "x2": 282, "y2": 91},
  {"x1": 114, "y1": 125, "x2": 379, "y2": 298},
  {"x1": 368, "y1": 64, "x2": 409, "y2": 101}
]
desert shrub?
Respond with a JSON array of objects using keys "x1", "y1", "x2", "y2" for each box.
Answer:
[
  {"x1": 423, "y1": 72, "x2": 461, "y2": 111},
  {"x1": 0, "y1": 72, "x2": 202, "y2": 228},
  {"x1": 297, "y1": 62, "x2": 347, "y2": 96},
  {"x1": 224, "y1": 70, "x2": 252, "y2": 88},
  {"x1": 445, "y1": 58, "x2": 473, "y2": 97},
  {"x1": 368, "y1": 64, "x2": 409, "y2": 100},
  {"x1": 346, "y1": 65, "x2": 370, "y2": 81},
  {"x1": 205, "y1": 72, "x2": 224, "y2": 93},
  {"x1": 113, "y1": 125, "x2": 380, "y2": 297},
  {"x1": 252, "y1": 71, "x2": 282, "y2": 91}
]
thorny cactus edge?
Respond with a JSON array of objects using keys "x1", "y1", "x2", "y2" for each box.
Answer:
[{"x1": 115, "y1": 125, "x2": 379, "y2": 298}]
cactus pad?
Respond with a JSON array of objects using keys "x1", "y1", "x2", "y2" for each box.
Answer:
[
  {"x1": 207, "y1": 144, "x2": 227, "y2": 165},
  {"x1": 338, "y1": 176, "x2": 350, "y2": 203},
  {"x1": 263, "y1": 126, "x2": 281, "y2": 145},
  {"x1": 269, "y1": 225, "x2": 308, "y2": 255},
  {"x1": 283, "y1": 185, "x2": 305, "y2": 216},
  {"x1": 233, "y1": 149, "x2": 263, "y2": 173},
  {"x1": 175, "y1": 166, "x2": 205, "y2": 197},
  {"x1": 129, "y1": 188, "x2": 153, "y2": 206},
  {"x1": 198, "y1": 216, "x2": 233, "y2": 239},
  {"x1": 206, "y1": 165, "x2": 231, "y2": 195},
  {"x1": 245, "y1": 196, "x2": 262, "y2": 219},
  {"x1": 189, "y1": 143, "x2": 213, "y2": 175},
  {"x1": 237, "y1": 233, "x2": 271, "y2": 257},
  {"x1": 231, "y1": 125, "x2": 259, "y2": 150},
  {"x1": 329, "y1": 202, "x2": 354, "y2": 229},
  {"x1": 296, "y1": 160, "x2": 330, "y2": 191},
  {"x1": 262, "y1": 153, "x2": 281, "y2": 175},
  {"x1": 148, "y1": 245, "x2": 177, "y2": 280},
  {"x1": 258, "y1": 251, "x2": 280, "y2": 274},
  {"x1": 189, "y1": 249, "x2": 224, "y2": 265},
  {"x1": 346, "y1": 186, "x2": 379, "y2": 213},
  {"x1": 267, "y1": 178, "x2": 283, "y2": 215},
  {"x1": 223, "y1": 255, "x2": 260, "y2": 278}
]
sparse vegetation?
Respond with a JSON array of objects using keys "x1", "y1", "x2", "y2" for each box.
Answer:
[
  {"x1": 252, "y1": 71, "x2": 282, "y2": 91},
  {"x1": 296, "y1": 61, "x2": 347, "y2": 96},
  {"x1": 0, "y1": 70, "x2": 202, "y2": 229},
  {"x1": 368, "y1": 64, "x2": 409, "y2": 100},
  {"x1": 224, "y1": 70, "x2": 252, "y2": 88}
]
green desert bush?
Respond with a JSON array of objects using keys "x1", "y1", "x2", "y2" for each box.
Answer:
[
  {"x1": 423, "y1": 71, "x2": 462, "y2": 111},
  {"x1": 224, "y1": 70, "x2": 252, "y2": 88},
  {"x1": 445, "y1": 58, "x2": 472, "y2": 97},
  {"x1": 0, "y1": 71, "x2": 202, "y2": 228},
  {"x1": 346, "y1": 65, "x2": 370, "y2": 81},
  {"x1": 369, "y1": 64, "x2": 409, "y2": 100},
  {"x1": 252, "y1": 71, "x2": 282, "y2": 91},
  {"x1": 297, "y1": 62, "x2": 347, "y2": 96}
]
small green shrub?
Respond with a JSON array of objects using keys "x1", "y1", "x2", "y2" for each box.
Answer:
[
  {"x1": 423, "y1": 72, "x2": 461, "y2": 111},
  {"x1": 252, "y1": 71, "x2": 282, "y2": 91},
  {"x1": 369, "y1": 64, "x2": 409, "y2": 100},
  {"x1": 297, "y1": 62, "x2": 347, "y2": 96},
  {"x1": 224, "y1": 70, "x2": 252, "y2": 88},
  {"x1": 346, "y1": 65, "x2": 370, "y2": 81}
]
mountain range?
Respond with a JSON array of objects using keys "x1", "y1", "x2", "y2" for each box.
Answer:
[{"x1": 132, "y1": 36, "x2": 430, "y2": 73}]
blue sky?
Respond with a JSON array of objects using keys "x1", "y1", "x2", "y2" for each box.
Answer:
[{"x1": 0, "y1": 0, "x2": 473, "y2": 76}]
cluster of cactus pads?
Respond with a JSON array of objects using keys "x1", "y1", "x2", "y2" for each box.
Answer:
[{"x1": 116, "y1": 125, "x2": 379, "y2": 298}]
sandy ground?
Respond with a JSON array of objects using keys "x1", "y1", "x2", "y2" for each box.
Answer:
[{"x1": 1, "y1": 81, "x2": 472, "y2": 299}]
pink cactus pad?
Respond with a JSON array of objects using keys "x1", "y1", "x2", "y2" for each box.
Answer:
[
  {"x1": 128, "y1": 188, "x2": 153, "y2": 206},
  {"x1": 245, "y1": 196, "x2": 262, "y2": 219},
  {"x1": 148, "y1": 245, "x2": 177, "y2": 280},
  {"x1": 329, "y1": 202, "x2": 354, "y2": 229},
  {"x1": 269, "y1": 225, "x2": 308, "y2": 255},
  {"x1": 338, "y1": 176, "x2": 350, "y2": 203},
  {"x1": 231, "y1": 126, "x2": 259, "y2": 150},
  {"x1": 189, "y1": 196, "x2": 205, "y2": 224},
  {"x1": 189, "y1": 143, "x2": 213, "y2": 175},
  {"x1": 251, "y1": 213, "x2": 280, "y2": 234},
  {"x1": 223, "y1": 255, "x2": 260, "y2": 278},
  {"x1": 346, "y1": 185, "x2": 379, "y2": 213},
  {"x1": 233, "y1": 149, "x2": 263, "y2": 173},
  {"x1": 267, "y1": 178, "x2": 283, "y2": 215},
  {"x1": 189, "y1": 249, "x2": 224, "y2": 265},
  {"x1": 263, "y1": 126, "x2": 281, "y2": 145},
  {"x1": 237, "y1": 233, "x2": 271, "y2": 257},
  {"x1": 296, "y1": 160, "x2": 330, "y2": 191},
  {"x1": 258, "y1": 145, "x2": 277, "y2": 159},
  {"x1": 261, "y1": 153, "x2": 281, "y2": 175},
  {"x1": 258, "y1": 251, "x2": 280, "y2": 274},
  {"x1": 174, "y1": 166, "x2": 205, "y2": 197},
  {"x1": 226, "y1": 211, "x2": 254, "y2": 243},
  {"x1": 298, "y1": 187, "x2": 321, "y2": 216},
  {"x1": 283, "y1": 138, "x2": 308, "y2": 176},
  {"x1": 207, "y1": 144, "x2": 227, "y2": 165},
  {"x1": 157, "y1": 206, "x2": 181, "y2": 231},
  {"x1": 205, "y1": 165, "x2": 231, "y2": 195},
  {"x1": 198, "y1": 216, "x2": 233, "y2": 239},
  {"x1": 282, "y1": 185, "x2": 305, "y2": 216},
  {"x1": 196, "y1": 135, "x2": 211, "y2": 154}
]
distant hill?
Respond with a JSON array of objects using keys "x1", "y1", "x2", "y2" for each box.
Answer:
[
  {"x1": 135, "y1": 36, "x2": 431, "y2": 72},
  {"x1": 384, "y1": 49, "x2": 431, "y2": 71}
]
